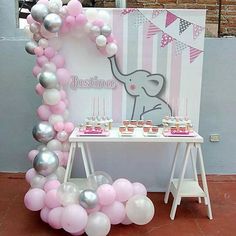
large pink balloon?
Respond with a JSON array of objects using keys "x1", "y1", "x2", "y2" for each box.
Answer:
[
  {"x1": 34, "y1": 47, "x2": 44, "y2": 57},
  {"x1": 56, "y1": 68, "x2": 71, "y2": 86},
  {"x1": 44, "y1": 47, "x2": 56, "y2": 59},
  {"x1": 45, "y1": 189, "x2": 61, "y2": 208},
  {"x1": 101, "y1": 201, "x2": 126, "y2": 225},
  {"x1": 32, "y1": 65, "x2": 42, "y2": 77},
  {"x1": 26, "y1": 14, "x2": 35, "y2": 24},
  {"x1": 37, "y1": 105, "x2": 52, "y2": 120},
  {"x1": 54, "y1": 122, "x2": 64, "y2": 132},
  {"x1": 44, "y1": 180, "x2": 61, "y2": 192},
  {"x1": 51, "y1": 54, "x2": 65, "y2": 68},
  {"x1": 67, "y1": 0, "x2": 83, "y2": 16},
  {"x1": 132, "y1": 182, "x2": 147, "y2": 196},
  {"x1": 112, "y1": 178, "x2": 133, "y2": 202},
  {"x1": 37, "y1": 55, "x2": 49, "y2": 67},
  {"x1": 28, "y1": 149, "x2": 39, "y2": 162},
  {"x1": 75, "y1": 14, "x2": 87, "y2": 26},
  {"x1": 40, "y1": 207, "x2": 50, "y2": 223},
  {"x1": 25, "y1": 168, "x2": 37, "y2": 183},
  {"x1": 50, "y1": 101, "x2": 66, "y2": 114},
  {"x1": 61, "y1": 204, "x2": 88, "y2": 233},
  {"x1": 48, "y1": 207, "x2": 63, "y2": 229},
  {"x1": 97, "y1": 184, "x2": 116, "y2": 206},
  {"x1": 64, "y1": 122, "x2": 74, "y2": 133},
  {"x1": 24, "y1": 188, "x2": 46, "y2": 211}
]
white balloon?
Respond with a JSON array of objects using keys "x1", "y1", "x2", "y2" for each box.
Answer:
[
  {"x1": 55, "y1": 166, "x2": 66, "y2": 183},
  {"x1": 84, "y1": 22, "x2": 92, "y2": 33},
  {"x1": 47, "y1": 139, "x2": 62, "y2": 151},
  {"x1": 126, "y1": 195, "x2": 155, "y2": 225},
  {"x1": 46, "y1": 173, "x2": 58, "y2": 181},
  {"x1": 30, "y1": 174, "x2": 46, "y2": 189},
  {"x1": 106, "y1": 43, "x2": 118, "y2": 57},
  {"x1": 23, "y1": 25, "x2": 33, "y2": 38},
  {"x1": 85, "y1": 212, "x2": 111, "y2": 236},
  {"x1": 62, "y1": 142, "x2": 70, "y2": 152},
  {"x1": 38, "y1": 38, "x2": 49, "y2": 48},
  {"x1": 86, "y1": 9, "x2": 98, "y2": 22},
  {"x1": 98, "y1": 10, "x2": 110, "y2": 24},
  {"x1": 49, "y1": 114, "x2": 64, "y2": 125},
  {"x1": 96, "y1": 35, "x2": 107, "y2": 47},
  {"x1": 42, "y1": 62, "x2": 57, "y2": 73},
  {"x1": 59, "y1": 5, "x2": 68, "y2": 17},
  {"x1": 48, "y1": 0, "x2": 62, "y2": 13},
  {"x1": 43, "y1": 88, "x2": 61, "y2": 105}
]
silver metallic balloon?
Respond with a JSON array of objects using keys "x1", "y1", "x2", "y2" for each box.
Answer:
[
  {"x1": 101, "y1": 25, "x2": 112, "y2": 37},
  {"x1": 90, "y1": 25, "x2": 101, "y2": 37},
  {"x1": 25, "y1": 41, "x2": 38, "y2": 55},
  {"x1": 32, "y1": 121, "x2": 55, "y2": 143},
  {"x1": 43, "y1": 13, "x2": 62, "y2": 33},
  {"x1": 79, "y1": 189, "x2": 98, "y2": 209},
  {"x1": 33, "y1": 32, "x2": 42, "y2": 42},
  {"x1": 39, "y1": 71, "x2": 58, "y2": 89},
  {"x1": 30, "y1": 22, "x2": 40, "y2": 34},
  {"x1": 33, "y1": 150, "x2": 59, "y2": 176},
  {"x1": 31, "y1": 4, "x2": 49, "y2": 23}
]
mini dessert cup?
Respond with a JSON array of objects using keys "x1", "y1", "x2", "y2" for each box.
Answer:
[
  {"x1": 127, "y1": 125, "x2": 134, "y2": 133},
  {"x1": 123, "y1": 120, "x2": 129, "y2": 126},
  {"x1": 170, "y1": 125, "x2": 177, "y2": 133},
  {"x1": 85, "y1": 125, "x2": 93, "y2": 131},
  {"x1": 179, "y1": 125, "x2": 187, "y2": 132},
  {"x1": 143, "y1": 125, "x2": 151, "y2": 133},
  {"x1": 137, "y1": 120, "x2": 145, "y2": 127},
  {"x1": 151, "y1": 126, "x2": 158, "y2": 133},
  {"x1": 146, "y1": 120, "x2": 152, "y2": 126},
  {"x1": 130, "y1": 120, "x2": 137, "y2": 126},
  {"x1": 94, "y1": 125, "x2": 102, "y2": 132},
  {"x1": 119, "y1": 126, "x2": 126, "y2": 133}
]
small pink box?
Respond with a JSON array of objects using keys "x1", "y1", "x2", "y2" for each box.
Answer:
[
  {"x1": 151, "y1": 126, "x2": 158, "y2": 133},
  {"x1": 146, "y1": 120, "x2": 152, "y2": 126},
  {"x1": 143, "y1": 125, "x2": 150, "y2": 133},
  {"x1": 127, "y1": 125, "x2": 134, "y2": 133},
  {"x1": 119, "y1": 126, "x2": 126, "y2": 133},
  {"x1": 123, "y1": 120, "x2": 129, "y2": 126}
]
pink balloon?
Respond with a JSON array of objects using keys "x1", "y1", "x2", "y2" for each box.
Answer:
[
  {"x1": 26, "y1": 14, "x2": 35, "y2": 24},
  {"x1": 86, "y1": 204, "x2": 101, "y2": 214},
  {"x1": 67, "y1": 0, "x2": 83, "y2": 16},
  {"x1": 121, "y1": 214, "x2": 132, "y2": 225},
  {"x1": 93, "y1": 19, "x2": 104, "y2": 28},
  {"x1": 62, "y1": 152, "x2": 69, "y2": 166},
  {"x1": 107, "y1": 34, "x2": 115, "y2": 43},
  {"x1": 32, "y1": 65, "x2": 42, "y2": 77},
  {"x1": 112, "y1": 178, "x2": 133, "y2": 202},
  {"x1": 40, "y1": 207, "x2": 50, "y2": 223},
  {"x1": 44, "y1": 180, "x2": 61, "y2": 192},
  {"x1": 24, "y1": 188, "x2": 46, "y2": 211},
  {"x1": 51, "y1": 54, "x2": 65, "y2": 68},
  {"x1": 48, "y1": 207, "x2": 63, "y2": 229},
  {"x1": 64, "y1": 122, "x2": 74, "y2": 133},
  {"x1": 35, "y1": 83, "x2": 45, "y2": 96},
  {"x1": 54, "y1": 122, "x2": 64, "y2": 132},
  {"x1": 66, "y1": 15, "x2": 76, "y2": 27},
  {"x1": 44, "y1": 47, "x2": 56, "y2": 59},
  {"x1": 28, "y1": 149, "x2": 39, "y2": 162},
  {"x1": 101, "y1": 201, "x2": 126, "y2": 225},
  {"x1": 50, "y1": 101, "x2": 66, "y2": 114},
  {"x1": 37, "y1": 104, "x2": 52, "y2": 120},
  {"x1": 75, "y1": 14, "x2": 87, "y2": 26},
  {"x1": 45, "y1": 189, "x2": 61, "y2": 208},
  {"x1": 34, "y1": 47, "x2": 44, "y2": 57},
  {"x1": 97, "y1": 184, "x2": 116, "y2": 206},
  {"x1": 60, "y1": 22, "x2": 70, "y2": 34},
  {"x1": 132, "y1": 182, "x2": 147, "y2": 196},
  {"x1": 60, "y1": 90, "x2": 67, "y2": 100},
  {"x1": 61, "y1": 204, "x2": 88, "y2": 233},
  {"x1": 37, "y1": 55, "x2": 49, "y2": 67},
  {"x1": 54, "y1": 150, "x2": 64, "y2": 166},
  {"x1": 25, "y1": 168, "x2": 37, "y2": 183},
  {"x1": 56, "y1": 68, "x2": 71, "y2": 86}
]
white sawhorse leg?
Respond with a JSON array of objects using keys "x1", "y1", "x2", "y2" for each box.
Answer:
[{"x1": 64, "y1": 142, "x2": 76, "y2": 183}]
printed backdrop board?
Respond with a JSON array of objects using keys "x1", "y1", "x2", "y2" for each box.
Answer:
[{"x1": 61, "y1": 8, "x2": 206, "y2": 129}]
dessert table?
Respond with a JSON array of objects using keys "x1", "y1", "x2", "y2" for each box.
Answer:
[{"x1": 65, "y1": 127, "x2": 213, "y2": 220}]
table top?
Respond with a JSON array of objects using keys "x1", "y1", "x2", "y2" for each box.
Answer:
[{"x1": 69, "y1": 127, "x2": 203, "y2": 143}]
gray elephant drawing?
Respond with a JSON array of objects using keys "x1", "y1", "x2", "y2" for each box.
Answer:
[{"x1": 108, "y1": 56, "x2": 172, "y2": 125}]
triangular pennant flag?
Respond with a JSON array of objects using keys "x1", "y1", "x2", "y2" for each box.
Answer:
[
  {"x1": 152, "y1": 9, "x2": 161, "y2": 19},
  {"x1": 134, "y1": 10, "x2": 149, "y2": 28},
  {"x1": 165, "y1": 11, "x2": 178, "y2": 28},
  {"x1": 189, "y1": 47, "x2": 202, "y2": 63},
  {"x1": 147, "y1": 22, "x2": 161, "y2": 38},
  {"x1": 193, "y1": 24, "x2": 204, "y2": 40},
  {"x1": 175, "y1": 40, "x2": 188, "y2": 55},
  {"x1": 179, "y1": 18, "x2": 192, "y2": 35},
  {"x1": 121, "y1": 8, "x2": 137, "y2": 15},
  {"x1": 161, "y1": 32, "x2": 173, "y2": 48}
]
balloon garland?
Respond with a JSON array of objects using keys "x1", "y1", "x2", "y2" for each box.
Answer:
[{"x1": 24, "y1": 0, "x2": 155, "y2": 235}]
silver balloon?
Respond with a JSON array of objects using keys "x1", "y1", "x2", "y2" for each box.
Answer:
[
  {"x1": 43, "y1": 13, "x2": 62, "y2": 33},
  {"x1": 25, "y1": 41, "x2": 38, "y2": 55},
  {"x1": 88, "y1": 171, "x2": 113, "y2": 190},
  {"x1": 39, "y1": 71, "x2": 58, "y2": 89},
  {"x1": 33, "y1": 150, "x2": 59, "y2": 176},
  {"x1": 90, "y1": 25, "x2": 101, "y2": 37},
  {"x1": 32, "y1": 121, "x2": 55, "y2": 143},
  {"x1": 101, "y1": 25, "x2": 112, "y2": 37},
  {"x1": 30, "y1": 22, "x2": 40, "y2": 34},
  {"x1": 79, "y1": 189, "x2": 98, "y2": 209},
  {"x1": 33, "y1": 32, "x2": 42, "y2": 42},
  {"x1": 31, "y1": 4, "x2": 49, "y2": 23}
]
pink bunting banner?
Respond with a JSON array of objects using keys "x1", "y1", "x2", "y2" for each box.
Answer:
[
  {"x1": 147, "y1": 22, "x2": 161, "y2": 38},
  {"x1": 121, "y1": 8, "x2": 137, "y2": 15},
  {"x1": 165, "y1": 11, "x2": 178, "y2": 28},
  {"x1": 179, "y1": 18, "x2": 191, "y2": 35},
  {"x1": 152, "y1": 9, "x2": 161, "y2": 19},
  {"x1": 193, "y1": 24, "x2": 204, "y2": 40},
  {"x1": 161, "y1": 32, "x2": 173, "y2": 47},
  {"x1": 190, "y1": 47, "x2": 202, "y2": 63}
]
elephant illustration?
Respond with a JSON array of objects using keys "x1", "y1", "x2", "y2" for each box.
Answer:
[{"x1": 108, "y1": 56, "x2": 172, "y2": 125}]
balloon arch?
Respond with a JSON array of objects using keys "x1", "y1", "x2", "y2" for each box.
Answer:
[{"x1": 24, "y1": 0, "x2": 155, "y2": 235}]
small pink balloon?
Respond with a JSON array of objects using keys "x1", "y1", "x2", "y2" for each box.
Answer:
[
  {"x1": 50, "y1": 101, "x2": 66, "y2": 114},
  {"x1": 67, "y1": 0, "x2": 83, "y2": 16},
  {"x1": 40, "y1": 207, "x2": 50, "y2": 223},
  {"x1": 107, "y1": 34, "x2": 115, "y2": 43},
  {"x1": 75, "y1": 14, "x2": 87, "y2": 26},
  {"x1": 25, "y1": 168, "x2": 37, "y2": 183},
  {"x1": 86, "y1": 204, "x2": 101, "y2": 214},
  {"x1": 54, "y1": 150, "x2": 64, "y2": 166},
  {"x1": 101, "y1": 201, "x2": 126, "y2": 225},
  {"x1": 51, "y1": 54, "x2": 65, "y2": 68},
  {"x1": 24, "y1": 188, "x2": 46, "y2": 211},
  {"x1": 45, "y1": 189, "x2": 61, "y2": 209},
  {"x1": 48, "y1": 207, "x2": 63, "y2": 229},
  {"x1": 28, "y1": 150, "x2": 39, "y2": 162},
  {"x1": 61, "y1": 204, "x2": 88, "y2": 233},
  {"x1": 60, "y1": 22, "x2": 70, "y2": 34},
  {"x1": 54, "y1": 121, "x2": 64, "y2": 132},
  {"x1": 112, "y1": 178, "x2": 133, "y2": 202},
  {"x1": 121, "y1": 214, "x2": 132, "y2": 225},
  {"x1": 56, "y1": 68, "x2": 71, "y2": 86},
  {"x1": 132, "y1": 182, "x2": 147, "y2": 196},
  {"x1": 44, "y1": 180, "x2": 61, "y2": 192},
  {"x1": 32, "y1": 65, "x2": 42, "y2": 77},
  {"x1": 97, "y1": 184, "x2": 116, "y2": 206},
  {"x1": 37, "y1": 55, "x2": 49, "y2": 67},
  {"x1": 64, "y1": 122, "x2": 74, "y2": 133},
  {"x1": 62, "y1": 152, "x2": 69, "y2": 166},
  {"x1": 26, "y1": 14, "x2": 35, "y2": 24},
  {"x1": 35, "y1": 83, "x2": 45, "y2": 96},
  {"x1": 34, "y1": 47, "x2": 44, "y2": 57},
  {"x1": 93, "y1": 19, "x2": 104, "y2": 28},
  {"x1": 44, "y1": 47, "x2": 55, "y2": 59},
  {"x1": 37, "y1": 104, "x2": 52, "y2": 121},
  {"x1": 66, "y1": 15, "x2": 76, "y2": 27},
  {"x1": 60, "y1": 90, "x2": 67, "y2": 100}
]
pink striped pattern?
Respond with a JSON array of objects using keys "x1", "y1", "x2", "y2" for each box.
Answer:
[
  {"x1": 190, "y1": 47, "x2": 202, "y2": 63},
  {"x1": 143, "y1": 22, "x2": 153, "y2": 72},
  {"x1": 147, "y1": 22, "x2": 161, "y2": 38}
]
